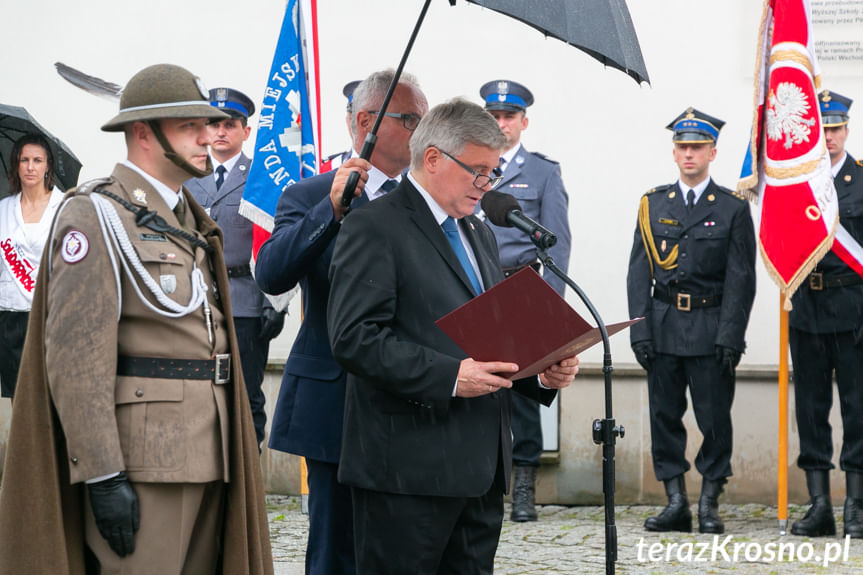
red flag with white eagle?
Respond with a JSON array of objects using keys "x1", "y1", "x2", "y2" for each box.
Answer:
[{"x1": 738, "y1": 0, "x2": 840, "y2": 303}]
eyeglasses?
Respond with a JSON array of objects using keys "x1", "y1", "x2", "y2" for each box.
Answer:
[
  {"x1": 435, "y1": 148, "x2": 503, "y2": 190},
  {"x1": 368, "y1": 110, "x2": 422, "y2": 131}
]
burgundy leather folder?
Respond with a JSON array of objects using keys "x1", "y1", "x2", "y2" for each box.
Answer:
[{"x1": 435, "y1": 267, "x2": 642, "y2": 379}]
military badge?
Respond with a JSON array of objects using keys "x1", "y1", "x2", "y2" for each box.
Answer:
[
  {"x1": 845, "y1": 175, "x2": 852, "y2": 183},
  {"x1": 704, "y1": 221, "x2": 716, "y2": 226},
  {"x1": 194, "y1": 76, "x2": 209, "y2": 99},
  {"x1": 707, "y1": 194, "x2": 715, "y2": 201},
  {"x1": 160, "y1": 274, "x2": 177, "y2": 294},
  {"x1": 61, "y1": 230, "x2": 89, "y2": 264},
  {"x1": 669, "y1": 191, "x2": 676, "y2": 199},
  {"x1": 133, "y1": 188, "x2": 147, "y2": 203}
]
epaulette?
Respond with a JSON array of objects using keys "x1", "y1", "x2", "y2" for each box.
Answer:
[
  {"x1": 69, "y1": 177, "x2": 114, "y2": 196},
  {"x1": 717, "y1": 185, "x2": 747, "y2": 202},
  {"x1": 644, "y1": 184, "x2": 671, "y2": 196},
  {"x1": 857, "y1": 159, "x2": 863, "y2": 168},
  {"x1": 531, "y1": 151, "x2": 559, "y2": 165}
]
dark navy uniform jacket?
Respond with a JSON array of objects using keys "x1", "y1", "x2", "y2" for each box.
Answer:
[
  {"x1": 790, "y1": 153, "x2": 863, "y2": 333},
  {"x1": 627, "y1": 179, "x2": 757, "y2": 356},
  {"x1": 186, "y1": 153, "x2": 270, "y2": 318}
]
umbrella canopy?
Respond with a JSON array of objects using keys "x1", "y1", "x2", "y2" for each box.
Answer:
[
  {"x1": 465, "y1": 0, "x2": 649, "y2": 85},
  {"x1": 0, "y1": 103, "x2": 82, "y2": 198}
]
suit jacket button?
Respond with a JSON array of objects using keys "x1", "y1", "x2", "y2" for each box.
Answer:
[{"x1": 135, "y1": 389, "x2": 144, "y2": 397}]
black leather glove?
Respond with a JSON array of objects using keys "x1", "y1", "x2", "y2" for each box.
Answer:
[
  {"x1": 87, "y1": 472, "x2": 139, "y2": 557},
  {"x1": 715, "y1": 345, "x2": 741, "y2": 375},
  {"x1": 260, "y1": 308, "x2": 286, "y2": 341},
  {"x1": 632, "y1": 341, "x2": 655, "y2": 371}
]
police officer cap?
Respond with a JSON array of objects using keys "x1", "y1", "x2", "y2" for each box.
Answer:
[
  {"x1": 210, "y1": 87, "x2": 256, "y2": 120},
  {"x1": 819, "y1": 90, "x2": 852, "y2": 128},
  {"x1": 102, "y1": 64, "x2": 228, "y2": 132},
  {"x1": 343, "y1": 81, "x2": 360, "y2": 103},
  {"x1": 666, "y1": 107, "x2": 725, "y2": 143},
  {"x1": 480, "y1": 80, "x2": 534, "y2": 112}
]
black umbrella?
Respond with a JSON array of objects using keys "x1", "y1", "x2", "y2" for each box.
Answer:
[
  {"x1": 467, "y1": 0, "x2": 649, "y2": 84},
  {"x1": 340, "y1": 0, "x2": 649, "y2": 206},
  {"x1": 0, "y1": 103, "x2": 82, "y2": 198}
]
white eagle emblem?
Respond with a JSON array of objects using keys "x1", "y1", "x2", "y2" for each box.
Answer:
[{"x1": 767, "y1": 82, "x2": 816, "y2": 149}]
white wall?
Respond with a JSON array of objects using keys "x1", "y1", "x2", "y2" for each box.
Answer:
[{"x1": 3, "y1": 0, "x2": 862, "y2": 368}]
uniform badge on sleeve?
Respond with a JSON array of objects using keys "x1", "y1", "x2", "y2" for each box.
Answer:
[{"x1": 61, "y1": 230, "x2": 89, "y2": 264}]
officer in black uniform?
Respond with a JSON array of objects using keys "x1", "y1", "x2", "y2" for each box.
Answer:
[
  {"x1": 789, "y1": 90, "x2": 863, "y2": 539},
  {"x1": 627, "y1": 108, "x2": 756, "y2": 534}
]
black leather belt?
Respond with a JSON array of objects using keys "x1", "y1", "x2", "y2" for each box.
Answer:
[
  {"x1": 227, "y1": 264, "x2": 252, "y2": 278},
  {"x1": 808, "y1": 271, "x2": 863, "y2": 290},
  {"x1": 653, "y1": 286, "x2": 722, "y2": 312},
  {"x1": 117, "y1": 354, "x2": 231, "y2": 384},
  {"x1": 502, "y1": 261, "x2": 541, "y2": 278}
]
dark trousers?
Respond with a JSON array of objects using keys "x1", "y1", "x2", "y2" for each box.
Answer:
[
  {"x1": 234, "y1": 317, "x2": 269, "y2": 446},
  {"x1": 511, "y1": 391, "x2": 543, "y2": 466},
  {"x1": 647, "y1": 353, "x2": 735, "y2": 481},
  {"x1": 0, "y1": 311, "x2": 29, "y2": 398},
  {"x1": 790, "y1": 327, "x2": 863, "y2": 472},
  {"x1": 351, "y1": 482, "x2": 504, "y2": 575},
  {"x1": 306, "y1": 459, "x2": 355, "y2": 575}
]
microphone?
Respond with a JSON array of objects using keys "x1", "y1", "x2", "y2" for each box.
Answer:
[{"x1": 480, "y1": 190, "x2": 557, "y2": 249}]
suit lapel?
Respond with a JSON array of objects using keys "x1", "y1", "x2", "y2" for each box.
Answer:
[
  {"x1": 836, "y1": 155, "x2": 856, "y2": 202},
  {"x1": 211, "y1": 154, "x2": 250, "y2": 204},
  {"x1": 401, "y1": 182, "x2": 478, "y2": 296},
  {"x1": 462, "y1": 216, "x2": 496, "y2": 290},
  {"x1": 498, "y1": 143, "x2": 525, "y2": 189},
  {"x1": 680, "y1": 180, "x2": 717, "y2": 233}
]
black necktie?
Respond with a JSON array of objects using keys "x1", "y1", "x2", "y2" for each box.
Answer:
[
  {"x1": 686, "y1": 189, "x2": 695, "y2": 212},
  {"x1": 496, "y1": 157, "x2": 506, "y2": 176},
  {"x1": 380, "y1": 179, "x2": 398, "y2": 194},
  {"x1": 215, "y1": 165, "x2": 227, "y2": 190}
]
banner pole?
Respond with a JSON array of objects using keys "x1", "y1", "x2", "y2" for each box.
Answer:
[{"x1": 778, "y1": 292, "x2": 789, "y2": 535}]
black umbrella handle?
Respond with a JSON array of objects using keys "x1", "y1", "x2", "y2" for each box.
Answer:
[{"x1": 338, "y1": 0, "x2": 434, "y2": 207}]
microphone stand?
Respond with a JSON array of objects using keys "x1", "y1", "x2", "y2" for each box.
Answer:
[{"x1": 536, "y1": 247, "x2": 624, "y2": 575}]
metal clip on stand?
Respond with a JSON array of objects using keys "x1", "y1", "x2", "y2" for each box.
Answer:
[{"x1": 536, "y1": 247, "x2": 624, "y2": 575}]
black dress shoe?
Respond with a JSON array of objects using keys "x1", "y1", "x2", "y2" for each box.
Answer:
[{"x1": 645, "y1": 475, "x2": 692, "y2": 532}]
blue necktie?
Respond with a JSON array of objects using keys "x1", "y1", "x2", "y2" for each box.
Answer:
[
  {"x1": 215, "y1": 165, "x2": 227, "y2": 190},
  {"x1": 441, "y1": 217, "x2": 482, "y2": 295},
  {"x1": 380, "y1": 179, "x2": 398, "y2": 194}
]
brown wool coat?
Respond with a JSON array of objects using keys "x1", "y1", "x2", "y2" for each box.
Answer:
[{"x1": 0, "y1": 165, "x2": 273, "y2": 574}]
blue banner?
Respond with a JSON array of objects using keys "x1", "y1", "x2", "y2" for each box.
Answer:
[{"x1": 241, "y1": 0, "x2": 318, "y2": 231}]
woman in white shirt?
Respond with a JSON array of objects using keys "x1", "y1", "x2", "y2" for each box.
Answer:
[{"x1": 0, "y1": 133, "x2": 65, "y2": 400}]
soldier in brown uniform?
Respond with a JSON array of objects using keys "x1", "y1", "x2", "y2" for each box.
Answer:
[{"x1": 0, "y1": 64, "x2": 272, "y2": 575}]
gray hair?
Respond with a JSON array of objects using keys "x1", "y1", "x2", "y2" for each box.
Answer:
[
  {"x1": 409, "y1": 98, "x2": 506, "y2": 169},
  {"x1": 350, "y1": 69, "x2": 422, "y2": 135}
]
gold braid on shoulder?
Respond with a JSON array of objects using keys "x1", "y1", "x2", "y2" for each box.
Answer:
[{"x1": 638, "y1": 195, "x2": 678, "y2": 280}]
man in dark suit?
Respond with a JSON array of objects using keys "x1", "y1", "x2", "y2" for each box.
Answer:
[
  {"x1": 327, "y1": 98, "x2": 578, "y2": 574},
  {"x1": 186, "y1": 87, "x2": 284, "y2": 447},
  {"x1": 789, "y1": 90, "x2": 863, "y2": 539},
  {"x1": 477, "y1": 79, "x2": 572, "y2": 522},
  {"x1": 255, "y1": 70, "x2": 428, "y2": 575},
  {"x1": 627, "y1": 107, "x2": 756, "y2": 535}
]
